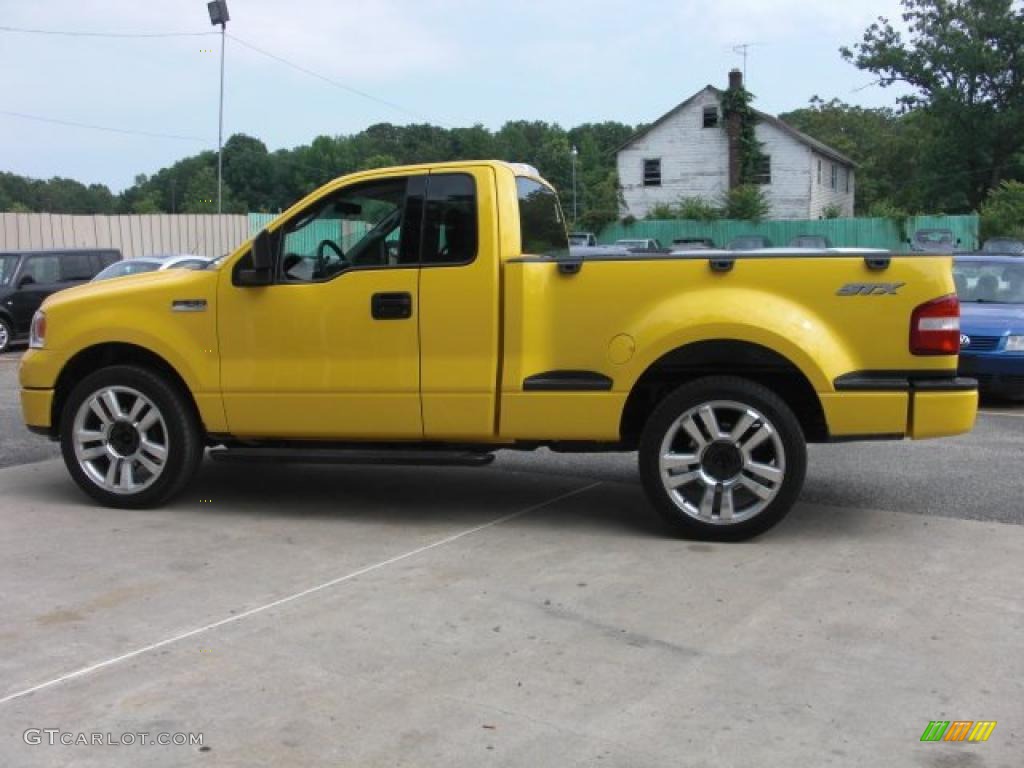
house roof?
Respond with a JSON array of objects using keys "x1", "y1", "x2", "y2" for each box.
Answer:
[{"x1": 617, "y1": 86, "x2": 857, "y2": 168}]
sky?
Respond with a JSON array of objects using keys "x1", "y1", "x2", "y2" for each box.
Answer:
[{"x1": 0, "y1": 0, "x2": 912, "y2": 191}]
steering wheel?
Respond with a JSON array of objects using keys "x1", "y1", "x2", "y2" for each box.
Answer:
[{"x1": 314, "y1": 239, "x2": 346, "y2": 278}]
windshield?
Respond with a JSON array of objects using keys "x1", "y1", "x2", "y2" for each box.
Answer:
[
  {"x1": 94, "y1": 260, "x2": 160, "y2": 281},
  {"x1": 981, "y1": 238, "x2": 1024, "y2": 254},
  {"x1": 953, "y1": 260, "x2": 1024, "y2": 304},
  {"x1": 0, "y1": 254, "x2": 17, "y2": 286}
]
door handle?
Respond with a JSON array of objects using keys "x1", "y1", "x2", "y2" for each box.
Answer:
[{"x1": 371, "y1": 292, "x2": 413, "y2": 320}]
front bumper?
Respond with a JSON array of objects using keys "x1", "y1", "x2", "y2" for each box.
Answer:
[
  {"x1": 19, "y1": 348, "x2": 60, "y2": 436},
  {"x1": 822, "y1": 372, "x2": 978, "y2": 441},
  {"x1": 21, "y1": 387, "x2": 55, "y2": 434}
]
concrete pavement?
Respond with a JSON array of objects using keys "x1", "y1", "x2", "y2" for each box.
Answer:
[{"x1": 0, "y1": 458, "x2": 1021, "y2": 767}]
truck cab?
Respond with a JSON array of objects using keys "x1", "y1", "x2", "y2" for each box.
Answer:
[{"x1": 20, "y1": 161, "x2": 977, "y2": 540}]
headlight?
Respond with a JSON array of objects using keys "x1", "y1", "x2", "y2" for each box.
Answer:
[
  {"x1": 29, "y1": 311, "x2": 46, "y2": 349},
  {"x1": 1006, "y1": 335, "x2": 1024, "y2": 352}
]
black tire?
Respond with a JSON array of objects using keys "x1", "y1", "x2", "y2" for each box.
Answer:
[
  {"x1": 639, "y1": 376, "x2": 807, "y2": 541},
  {"x1": 59, "y1": 365, "x2": 203, "y2": 508},
  {"x1": 0, "y1": 316, "x2": 12, "y2": 353}
]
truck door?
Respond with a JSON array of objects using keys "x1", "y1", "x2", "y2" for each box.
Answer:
[
  {"x1": 418, "y1": 167, "x2": 501, "y2": 439},
  {"x1": 217, "y1": 172, "x2": 425, "y2": 439}
]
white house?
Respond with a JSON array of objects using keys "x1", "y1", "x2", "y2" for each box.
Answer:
[{"x1": 617, "y1": 71, "x2": 855, "y2": 220}]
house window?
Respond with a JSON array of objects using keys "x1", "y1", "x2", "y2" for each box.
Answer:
[
  {"x1": 844, "y1": 169, "x2": 850, "y2": 193},
  {"x1": 753, "y1": 155, "x2": 772, "y2": 185},
  {"x1": 702, "y1": 106, "x2": 719, "y2": 128},
  {"x1": 643, "y1": 158, "x2": 661, "y2": 187},
  {"x1": 831, "y1": 164, "x2": 837, "y2": 190},
  {"x1": 817, "y1": 160, "x2": 822, "y2": 185}
]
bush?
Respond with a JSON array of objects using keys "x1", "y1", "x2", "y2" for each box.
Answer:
[
  {"x1": 621, "y1": 214, "x2": 637, "y2": 226},
  {"x1": 642, "y1": 197, "x2": 722, "y2": 221},
  {"x1": 866, "y1": 199, "x2": 910, "y2": 220},
  {"x1": 719, "y1": 185, "x2": 771, "y2": 222},
  {"x1": 980, "y1": 181, "x2": 1024, "y2": 240},
  {"x1": 821, "y1": 204, "x2": 843, "y2": 219},
  {"x1": 676, "y1": 197, "x2": 721, "y2": 221},
  {"x1": 646, "y1": 203, "x2": 676, "y2": 220}
]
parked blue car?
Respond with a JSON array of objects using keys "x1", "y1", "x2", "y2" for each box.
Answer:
[{"x1": 953, "y1": 255, "x2": 1024, "y2": 400}]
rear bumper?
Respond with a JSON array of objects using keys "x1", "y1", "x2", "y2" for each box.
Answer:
[
  {"x1": 910, "y1": 388, "x2": 978, "y2": 438},
  {"x1": 822, "y1": 371, "x2": 978, "y2": 441},
  {"x1": 958, "y1": 354, "x2": 1024, "y2": 398}
]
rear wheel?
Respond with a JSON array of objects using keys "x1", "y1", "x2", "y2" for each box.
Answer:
[
  {"x1": 60, "y1": 365, "x2": 203, "y2": 508},
  {"x1": 639, "y1": 376, "x2": 807, "y2": 541}
]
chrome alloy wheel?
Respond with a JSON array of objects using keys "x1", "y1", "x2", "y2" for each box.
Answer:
[
  {"x1": 0, "y1": 321, "x2": 9, "y2": 352},
  {"x1": 658, "y1": 399, "x2": 786, "y2": 525},
  {"x1": 71, "y1": 386, "x2": 169, "y2": 495}
]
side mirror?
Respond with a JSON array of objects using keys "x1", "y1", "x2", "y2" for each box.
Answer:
[
  {"x1": 252, "y1": 229, "x2": 274, "y2": 270},
  {"x1": 17, "y1": 274, "x2": 35, "y2": 289},
  {"x1": 237, "y1": 230, "x2": 274, "y2": 286}
]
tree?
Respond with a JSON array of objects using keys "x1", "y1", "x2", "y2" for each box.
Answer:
[
  {"x1": 979, "y1": 181, "x2": 1024, "y2": 240},
  {"x1": 1, "y1": 122, "x2": 638, "y2": 222},
  {"x1": 842, "y1": 0, "x2": 1024, "y2": 208},
  {"x1": 780, "y1": 98, "x2": 907, "y2": 213},
  {"x1": 223, "y1": 134, "x2": 274, "y2": 212}
]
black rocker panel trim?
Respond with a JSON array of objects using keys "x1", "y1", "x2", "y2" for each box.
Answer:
[{"x1": 523, "y1": 370, "x2": 614, "y2": 392}]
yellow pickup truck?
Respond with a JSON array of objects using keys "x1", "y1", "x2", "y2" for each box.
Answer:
[{"x1": 19, "y1": 161, "x2": 977, "y2": 539}]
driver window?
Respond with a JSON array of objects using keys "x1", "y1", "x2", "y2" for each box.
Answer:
[{"x1": 279, "y1": 176, "x2": 416, "y2": 283}]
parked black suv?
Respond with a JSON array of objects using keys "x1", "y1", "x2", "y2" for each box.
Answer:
[{"x1": 0, "y1": 248, "x2": 121, "y2": 352}]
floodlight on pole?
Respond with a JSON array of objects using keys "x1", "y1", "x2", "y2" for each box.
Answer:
[
  {"x1": 570, "y1": 145, "x2": 579, "y2": 224},
  {"x1": 207, "y1": 1, "x2": 229, "y2": 214}
]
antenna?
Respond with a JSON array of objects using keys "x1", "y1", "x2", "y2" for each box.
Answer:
[{"x1": 732, "y1": 43, "x2": 752, "y2": 82}]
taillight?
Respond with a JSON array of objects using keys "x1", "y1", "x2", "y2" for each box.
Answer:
[{"x1": 910, "y1": 294, "x2": 960, "y2": 355}]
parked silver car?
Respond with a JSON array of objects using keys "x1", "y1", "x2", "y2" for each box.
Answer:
[{"x1": 92, "y1": 254, "x2": 210, "y2": 281}]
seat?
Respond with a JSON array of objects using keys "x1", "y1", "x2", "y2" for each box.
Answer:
[{"x1": 975, "y1": 274, "x2": 999, "y2": 302}]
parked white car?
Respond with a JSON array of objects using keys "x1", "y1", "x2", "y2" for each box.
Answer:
[
  {"x1": 614, "y1": 238, "x2": 664, "y2": 250},
  {"x1": 92, "y1": 254, "x2": 210, "y2": 282}
]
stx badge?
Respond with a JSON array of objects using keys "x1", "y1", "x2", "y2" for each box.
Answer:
[
  {"x1": 836, "y1": 282, "x2": 906, "y2": 296},
  {"x1": 920, "y1": 720, "x2": 997, "y2": 743}
]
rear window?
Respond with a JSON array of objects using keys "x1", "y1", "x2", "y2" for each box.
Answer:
[
  {"x1": 0, "y1": 254, "x2": 17, "y2": 286},
  {"x1": 516, "y1": 177, "x2": 568, "y2": 258},
  {"x1": 60, "y1": 252, "x2": 95, "y2": 281}
]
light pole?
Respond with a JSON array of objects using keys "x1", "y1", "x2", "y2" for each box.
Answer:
[
  {"x1": 207, "y1": 1, "x2": 230, "y2": 214},
  {"x1": 570, "y1": 145, "x2": 578, "y2": 224}
]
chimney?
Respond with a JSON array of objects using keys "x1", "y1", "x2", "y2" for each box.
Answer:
[{"x1": 726, "y1": 68, "x2": 743, "y2": 189}]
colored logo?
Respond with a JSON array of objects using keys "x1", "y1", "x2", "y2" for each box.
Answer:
[{"x1": 920, "y1": 721, "x2": 996, "y2": 742}]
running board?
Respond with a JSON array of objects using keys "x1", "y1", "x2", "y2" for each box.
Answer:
[{"x1": 208, "y1": 446, "x2": 496, "y2": 467}]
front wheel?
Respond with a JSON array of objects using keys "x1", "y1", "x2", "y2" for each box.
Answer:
[
  {"x1": 0, "y1": 317, "x2": 12, "y2": 353},
  {"x1": 639, "y1": 376, "x2": 807, "y2": 541},
  {"x1": 60, "y1": 365, "x2": 203, "y2": 508}
]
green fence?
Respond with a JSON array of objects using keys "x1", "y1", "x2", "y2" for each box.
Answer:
[
  {"x1": 598, "y1": 215, "x2": 980, "y2": 252},
  {"x1": 248, "y1": 212, "x2": 370, "y2": 255}
]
